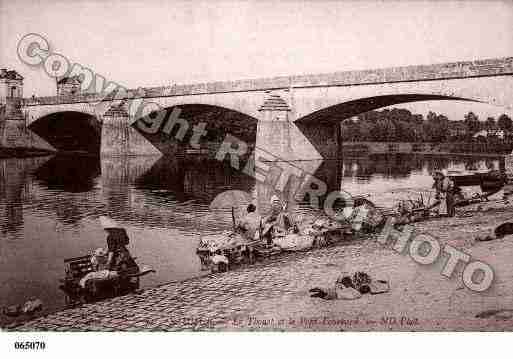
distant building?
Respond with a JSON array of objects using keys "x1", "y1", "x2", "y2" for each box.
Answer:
[
  {"x1": 0, "y1": 68, "x2": 24, "y2": 119},
  {"x1": 0, "y1": 68, "x2": 23, "y2": 100},
  {"x1": 473, "y1": 129, "x2": 505, "y2": 140},
  {"x1": 57, "y1": 76, "x2": 82, "y2": 96},
  {"x1": 448, "y1": 122, "x2": 467, "y2": 138}
]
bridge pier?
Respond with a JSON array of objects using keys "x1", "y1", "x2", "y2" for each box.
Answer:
[
  {"x1": 0, "y1": 116, "x2": 55, "y2": 152},
  {"x1": 100, "y1": 103, "x2": 161, "y2": 156},
  {"x1": 255, "y1": 92, "x2": 324, "y2": 162},
  {"x1": 254, "y1": 92, "x2": 342, "y2": 212}
]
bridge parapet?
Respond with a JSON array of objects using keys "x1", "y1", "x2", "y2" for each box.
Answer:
[{"x1": 21, "y1": 57, "x2": 513, "y2": 107}]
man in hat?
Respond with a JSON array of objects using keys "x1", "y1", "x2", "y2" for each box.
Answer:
[
  {"x1": 432, "y1": 170, "x2": 455, "y2": 217},
  {"x1": 262, "y1": 195, "x2": 298, "y2": 244},
  {"x1": 99, "y1": 216, "x2": 135, "y2": 273}
]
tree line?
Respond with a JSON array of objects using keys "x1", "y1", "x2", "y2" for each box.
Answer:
[{"x1": 341, "y1": 108, "x2": 513, "y2": 143}]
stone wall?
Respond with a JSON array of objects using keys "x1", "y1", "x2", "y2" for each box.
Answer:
[
  {"x1": 0, "y1": 118, "x2": 55, "y2": 151},
  {"x1": 100, "y1": 112, "x2": 161, "y2": 156}
]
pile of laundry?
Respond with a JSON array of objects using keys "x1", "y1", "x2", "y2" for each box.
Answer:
[
  {"x1": 273, "y1": 232, "x2": 315, "y2": 251},
  {"x1": 197, "y1": 231, "x2": 248, "y2": 252},
  {"x1": 78, "y1": 247, "x2": 120, "y2": 289},
  {"x1": 394, "y1": 199, "x2": 431, "y2": 224},
  {"x1": 347, "y1": 198, "x2": 386, "y2": 232},
  {"x1": 2, "y1": 298, "x2": 43, "y2": 318},
  {"x1": 309, "y1": 271, "x2": 390, "y2": 300},
  {"x1": 476, "y1": 222, "x2": 513, "y2": 242}
]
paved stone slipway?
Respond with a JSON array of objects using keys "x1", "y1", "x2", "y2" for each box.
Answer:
[{"x1": 9, "y1": 202, "x2": 513, "y2": 331}]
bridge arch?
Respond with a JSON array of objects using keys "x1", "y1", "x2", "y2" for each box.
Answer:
[
  {"x1": 28, "y1": 111, "x2": 102, "y2": 154},
  {"x1": 134, "y1": 103, "x2": 259, "y2": 144},
  {"x1": 25, "y1": 102, "x2": 102, "y2": 127},
  {"x1": 295, "y1": 94, "x2": 475, "y2": 124},
  {"x1": 293, "y1": 75, "x2": 513, "y2": 122},
  {"x1": 292, "y1": 90, "x2": 508, "y2": 160},
  {"x1": 130, "y1": 91, "x2": 265, "y2": 122}
]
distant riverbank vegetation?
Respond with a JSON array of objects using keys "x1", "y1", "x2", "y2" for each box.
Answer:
[{"x1": 341, "y1": 108, "x2": 513, "y2": 144}]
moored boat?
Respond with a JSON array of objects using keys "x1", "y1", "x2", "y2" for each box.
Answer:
[{"x1": 448, "y1": 170, "x2": 505, "y2": 198}]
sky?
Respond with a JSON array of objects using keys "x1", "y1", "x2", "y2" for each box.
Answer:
[{"x1": 1, "y1": 0, "x2": 512, "y2": 121}]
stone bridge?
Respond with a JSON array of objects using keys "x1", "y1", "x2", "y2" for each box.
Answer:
[{"x1": 16, "y1": 56, "x2": 513, "y2": 162}]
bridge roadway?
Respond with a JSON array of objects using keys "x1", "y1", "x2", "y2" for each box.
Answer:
[{"x1": 22, "y1": 56, "x2": 513, "y2": 106}]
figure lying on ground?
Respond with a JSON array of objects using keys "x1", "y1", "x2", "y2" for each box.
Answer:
[
  {"x1": 476, "y1": 222, "x2": 513, "y2": 242},
  {"x1": 309, "y1": 271, "x2": 390, "y2": 300}
]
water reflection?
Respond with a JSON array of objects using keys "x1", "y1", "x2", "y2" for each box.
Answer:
[
  {"x1": 34, "y1": 155, "x2": 101, "y2": 192},
  {"x1": 0, "y1": 157, "x2": 49, "y2": 235},
  {"x1": 342, "y1": 153, "x2": 501, "y2": 182},
  {"x1": 134, "y1": 156, "x2": 255, "y2": 203}
]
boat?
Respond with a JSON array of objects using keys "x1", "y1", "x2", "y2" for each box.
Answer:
[
  {"x1": 448, "y1": 170, "x2": 505, "y2": 198},
  {"x1": 59, "y1": 217, "x2": 155, "y2": 306}
]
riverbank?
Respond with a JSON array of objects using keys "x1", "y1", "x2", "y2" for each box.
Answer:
[
  {"x1": 343, "y1": 141, "x2": 513, "y2": 156},
  {"x1": 7, "y1": 199, "x2": 513, "y2": 331}
]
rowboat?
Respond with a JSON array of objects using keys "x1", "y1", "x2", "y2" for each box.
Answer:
[
  {"x1": 448, "y1": 170, "x2": 505, "y2": 198},
  {"x1": 59, "y1": 217, "x2": 155, "y2": 306},
  {"x1": 448, "y1": 170, "x2": 504, "y2": 187}
]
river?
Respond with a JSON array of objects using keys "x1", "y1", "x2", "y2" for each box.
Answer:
[{"x1": 0, "y1": 152, "x2": 501, "y2": 324}]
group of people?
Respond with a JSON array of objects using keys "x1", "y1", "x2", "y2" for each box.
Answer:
[
  {"x1": 236, "y1": 195, "x2": 298, "y2": 245},
  {"x1": 240, "y1": 168, "x2": 504, "y2": 233}
]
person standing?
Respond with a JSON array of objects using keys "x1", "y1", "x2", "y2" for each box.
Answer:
[
  {"x1": 500, "y1": 156, "x2": 513, "y2": 204},
  {"x1": 432, "y1": 171, "x2": 455, "y2": 217}
]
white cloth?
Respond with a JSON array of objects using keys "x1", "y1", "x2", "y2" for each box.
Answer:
[
  {"x1": 437, "y1": 193, "x2": 448, "y2": 215},
  {"x1": 211, "y1": 254, "x2": 229, "y2": 265},
  {"x1": 91, "y1": 247, "x2": 109, "y2": 270},
  {"x1": 237, "y1": 212, "x2": 261, "y2": 241},
  {"x1": 79, "y1": 270, "x2": 119, "y2": 288},
  {"x1": 273, "y1": 233, "x2": 314, "y2": 251},
  {"x1": 270, "y1": 195, "x2": 281, "y2": 204}
]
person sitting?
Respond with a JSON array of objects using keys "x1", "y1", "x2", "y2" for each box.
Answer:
[
  {"x1": 79, "y1": 247, "x2": 119, "y2": 296},
  {"x1": 262, "y1": 195, "x2": 298, "y2": 244},
  {"x1": 105, "y1": 228, "x2": 136, "y2": 275},
  {"x1": 236, "y1": 203, "x2": 261, "y2": 242}
]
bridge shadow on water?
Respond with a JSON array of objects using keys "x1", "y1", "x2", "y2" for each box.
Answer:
[
  {"x1": 133, "y1": 155, "x2": 256, "y2": 204},
  {"x1": 33, "y1": 154, "x2": 101, "y2": 193}
]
